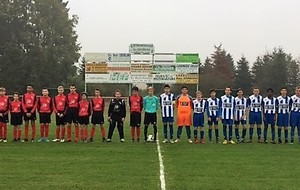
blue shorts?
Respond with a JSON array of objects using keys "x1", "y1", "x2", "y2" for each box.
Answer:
[
  {"x1": 193, "y1": 113, "x2": 204, "y2": 127},
  {"x1": 290, "y1": 112, "x2": 300, "y2": 127},
  {"x1": 162, "y1": 117, "x2": 174, "y2": 123},
  {"x1": 235, "y1": 120, "x2": 246, "y2": 125},
  {"x1": 222, "y1": 119, "x2": 234, "y2": 126},
  {"x1": 249, "y1": 112, "x2": 262, "y2": 125},
  {"x1": 277, "y1": 113, "x2": 289, "y2": 127},
  {"x1": 208, "y1": 116, "x2": 218, "y2": 126},
  {"x1": 264, "y1": 114, "x2": 276, "y2": 125}
]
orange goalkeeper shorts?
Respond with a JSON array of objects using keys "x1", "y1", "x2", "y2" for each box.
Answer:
[{"x1": 177, "y1": 113, "x2": 192, "y2": 126}]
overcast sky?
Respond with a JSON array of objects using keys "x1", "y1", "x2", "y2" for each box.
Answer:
[{"x1": 67, "y1": 0, "x2": 300, "y2": 64}]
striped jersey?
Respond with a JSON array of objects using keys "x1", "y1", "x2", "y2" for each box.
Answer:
[
  {"x1": 290, "y1": 95, "x2": 300, "y2": 113},
  {"x1": 263, "y1": 97, "x2": 277, "y2": 114},
  {"x1": 160, "y1": 93, "x2": 175, "y2": 118},
  {"x1": 247, "y1": 95, "x2": 263, "y2": 112},
  {"x1": 220, "y1": 95, "x2": 235, "y2": 120},
  {"x1": 193, "y1": 99, "x2": 206, "y2": 114},
  {"x1": 277, "y1": 96, "x2": 290, "y2": 114},
  {"x1": 206, "y1": 97, "x2": 220, "y2": 117},
  {"x1": 235, "y1": 96, "x2": 247, "y2": 121}
]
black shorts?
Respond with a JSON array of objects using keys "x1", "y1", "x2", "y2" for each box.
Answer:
[
  {"x1": 144, "y1": 112, "x2": 157, "y2": 125},
  {"x1": 39, "y1": 113, "x2": 51, "y2": 124},
  {"x1": 24, "y1": 109, "x2": 36, "y2": 121},
  {"x1": 91, "y1": 111, "x2": 104, "y2": 125},
  {"x1": 78, "y1": 116, "x2": 89, "y2": 125},
  {"x1": 66, "y1": 108, "x2": 79, "y2": 124},
  {"x1": 0, "y1": 113, "x2": 9, "y2": 123},
  {"x1": 55, "y1": 112, "x2": 67, "y2": 126},
  {"x1": 11, "y1": 113, "x2": 23, "y2": 126},
  {"x1": 130, "y1": 112, "x2": 141, "y2": 127}
]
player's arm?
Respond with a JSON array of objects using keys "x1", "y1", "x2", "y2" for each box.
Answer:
[
  {"x1": 189, "y1": 96, "x2": 194, "y2": 110},
  {"x1": 37, "y1": 97, "x2": 41, "y2": 113},
  {"x1": 31, "y1": 95, "x2": 38, "y2": 113},
  {"x1": 121, "y1": 99, "x2": 126, "y2": 119},
  {"x1": 4, "y1": 98, "x2": 10, "y2": 116},
  {"x1": 108, "y1": 99, "x2": 113, "y2": 119},
  {"x1": 218, "y1": 99, "x2": 222, "y2": 119},
  {"x1": 88, "y1": 101, "x2": 92, "y2": 116},
  {"x1": 50, "y1": 98, "x2": 53, "y2": 114},
  {"x1": 102, "y1": 98, "x2": 105, "y2": 112},
  {"x1": 53, "y1": 97, "x2": 58, "y2": 114}
]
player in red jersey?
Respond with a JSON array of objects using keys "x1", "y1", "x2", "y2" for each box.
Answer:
[
  {"x1": 78, "y1": 92, "x2": 91, "y2": 142},
  {"x1": 66, "y1": 84, "x2": 80, "y2": 142},
  {"x1": 89, "y1": 89, "x2": 106, "y2": 142},
  {"x1": 10, "y1": 92, "x2": 23, "y2": 142},
  {"x1": 53, "y1": 86, "x2": 68, "y2": 142},
  {"x1": 0, "y1": 87, "x2": 9, "y2": 143},
  {"x1": 37, "y1": 88, "x2": 53, "y2": 143},
  {"x1": 129, "y1": 86, "x2": 143, "y2": 142},
  {"x1": 22, "y1": 85, "x2": 38, "y2": 142}
]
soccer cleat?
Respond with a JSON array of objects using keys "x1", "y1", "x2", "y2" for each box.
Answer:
[
  {"x1": 38, "y1": 138, "x2": 43, "y2": 143},
  {"x1": 209, "y1": 139, "x2": 213, "y2": 143},
  {"x1": 264, "y1": 140, "x2": 268, "y2": 144},
  {"x1": 12, "y1": 139, "x2": 18, "y2": 142},
  {"x1": 66, "y1": 139, "x2": 72, "y2": 143},
  {"x1": 284, "y1": 140, "x2": 288, "y2": 144},
  {"x1": 188, "y1": 139, "x2": 193, "y2": 144},
  {"x1": 45, "y1": 138, "x2": 50, "y2": 143},
  {"x1": 52, "y1": 138, "x2": 60, "y2": 142},
  {"x1": 270, "y1": 140, "x2": 276, "y2": 144},
  {"x1": 88, "y1": 138, "x2": 94, "y2": 143},
  {"x1": 22, "y1": 138, "x2": 28, "y2": 143},
  {"x1": 240, "y1": 138, "x2": 245, "y2": 143},
  {"x1": 17, "y1": 138, "x2": 21, "y2": 142},
  {"x1": 200, "y1": 139, "x2": 205, "y2": 144},
  {"x1": 131, "y1": 138, "x2": 135, "y2": 143},
  {"x1": 3, "y1": 139, "x2": 8, "y2": 143},
  {"x1": 137, "y1": 138, "x2": 140, "y2": 143},
  {"x1": 60, "y1": 139, "x2": 65, "y2": 143},
  {"x1": 106, "y1": 139, "x2": 112, "y2": 142},
  {"x1": 102, "y1": 138, "x2": 106, "y2": 142},
  {"x1": 290, "y1": 141, "x2": 294, "y2": 145},
  {"x1": 278, "y1": 139, "x2": 282, "y2": 144},
  {"x1": 247, "y1": 139, "x2": 253, "y2": 143},
  {"x1": 258, "y1": 139, "x2": 264, "y2": 143},
  {"x1": 83, "y1": 139, "x2": 88, "y2": 143},
  {"x1": 175, "y1": 139, "x2": 180, "y2": 143},
  {"x1": 216, "y1": 139, "x2": 219, "y2": 144},
  {"x1": 223, "y1": 140, "x2": 228, "y2": 145},
  {"x1": 163, "y1": 139, "x2": 168, "y2": 143},
  {"x1": 229, "y1": 140, "x2": 235, "y2": 144},
  {"x1": 0, "y1": 138, "x2": 3, "y2": 142},
  {"x1": 120, "y1": 139, "x2": 125, "y2": 143},
  {"x1": 74, "y1": 138, "x2": 79, "y2": 143},
  {"x1": 169, "y1": 139, "x2": 174, "y2": 144},
  {"x1": 31, "y1": 139, "x2": 35, "y2": 143}
]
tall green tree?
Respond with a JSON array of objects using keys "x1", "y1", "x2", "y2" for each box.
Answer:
[
  {"x1": 0, "y1": 0, "x2": 81, "y2": 93},
  {"x1": 234, "y1": 56, "x2": 252, "y2": 95}
]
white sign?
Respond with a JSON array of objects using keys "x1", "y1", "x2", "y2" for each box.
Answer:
[
  {"x1": 152, "y1": 74, "x2": 176, "y2": 84},
  {"x1": 85, "y1": 74, "x2": 110, "y2": 83},
  {"x1": 129, "y1": 44, "x2": 155, "y2": 54},
  {"x1": 107, "y1": 53, "x2": 131, "y2": 62},
  {"x1": 131, "y1": 74, "x2": 153, "y2": 83},
  {"x1": 84, "y1": 53, "x2": 108, "y2": 63},
  {"x1": 176, "y1": 63, "x2": 199, "y2": 74},
  {"x1": 107, "y1": 62, "x2": 131, "y2": 72}
]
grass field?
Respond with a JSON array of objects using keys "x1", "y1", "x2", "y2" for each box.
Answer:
[{"x1": 1, "y1": 108, "x2": 300, "y2": 190}]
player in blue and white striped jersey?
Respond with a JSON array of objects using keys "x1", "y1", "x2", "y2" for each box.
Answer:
[
  {"x1": 193, "y1": 91, "x2": 206, "y2": 144},
  {"x1": 262, "y1": 88, "x2": 277, "y2": 144},
  {"x1": 160, "y1": 84, "x2": 176, "y2": 144},
  {"x1": 220, "y1": 87, "x2": 236, "y2": 145},
  {"x1": 234, "y1": 88, "x2": 248, "y2": 143},
  {"x1": 289, "y1": 86, "x2": 300, "y2": 144},
  {"x1": 277, "y1": 87, "x2": 290, "y2": 144},
  {"x1": 206, "y1": 89, "x2": 221, "y2": 143},
  {"x1": 247, "y1": 87, "x2": 263, "y2": 143}
]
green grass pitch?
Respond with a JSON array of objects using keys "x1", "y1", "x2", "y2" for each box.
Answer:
[{"x1": 1, "y1": 108, "x2": 300, "y2": 190}]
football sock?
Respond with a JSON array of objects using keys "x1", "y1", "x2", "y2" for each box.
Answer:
[
  {"x1": 257, "y1": 127, "x2": 262, "y2": 140},
  {"x1": 153, "y1": 125, "x2": 158, "y2": 140},
  {"x1": 235, "y1": 128, "x2": 240, "y2": 140},
  {"x1": 271, "y1": 125, "x2": 275, "y2": 140},
  {"x1": 67, "y1": 126, "x2": 72, "y2": 140},
  {"x1": 228, "y1": 125, "x2": 233, "y2": 141},
  {"x1": 177, "y1": 127, "x2": 183, "y2": 139},
  {"x1": 0, "y1": 123, "x2": 2, "y2": 138},
  {"x1": 208, "y1": 128, "x2": 212, "y2": 140},
  {"x1": 284, "y1": 129, "x2": 288, "y2": 141},
  {"x1": 40, "y1": 124, "x2": 45, "y2": 138},
  {"x1": 278, "y1": 128, "x2": 282, "y2": 139},
  {"x1": 3, "y1": 123, "x2": 7, "y2": 139},
  {"x1": 75, "y1": 125, "x2": 79, "y2": 139},
  {"x1": 144, "y1": 125, "x2": 149, "y2": 141},
  {"x1": 249, "y1": 127, "x2": 254, "y2": 139},
  {"x1": 136, "y1": 127, "x2": 140, "y2": 139},
  {"x1": 215, "y1": 129, "x2": 219, "y2": 140},
  {"x1": 223, "y1": 125, "x2": 227, "y2": 140},
  {"x1": 101, "y1": 126, "x2": 106, "y2": 139},
  {"x1": 25, "y1": 125, "x2": 29, "y2": 139},
  {"x1": 17, "y1": 128, "x2": 21, "y2": 139},
  {"x1": 13, "y1": 128, "x2": 17, "y2": 139},
  {"x1": 163, "y1": 124, "x2": 168, "y2": 139},
  {"x1": 90, "y1": 127, "x2": 96, "y2": 138},
  {"x1": 186, "y1": 126, "x2": 191, "y2": 139},
  {"x1": 200, "y1": 131, "x2": 204, "y2": 139},
  {"x1": 291, "y1": 126, "x2": 295, "y2": 141},
  {"x1": 242, "y1": 129, "x2": 247, "y2": 139},
  {"x1": 80, "y1": 128, "x2": 84, "y2": 140},
  {"x1": 45, "y1": 124, "x2": 49, "y2": 138},
  {"x1": 32, "y1": 124, "x2": 36, "y2": 139},
  {"x1": 263, "y1": 125, "x2": 268, "y2": 140},
  {"x1": 61, "y1": 127, "x2": 65, "y2": 139},
  {"x1": 131, "y1": 127, "x2": 135, "y2": 139},
  {"x1": 55, "y1": 127, "x2": 60, "y2": 139},
  {"x1": 169, "y1": 124, "x2": 174, "y2": 139},
  {"x1": 194, "y1": 129, "x2": 198, "y2": 139}
]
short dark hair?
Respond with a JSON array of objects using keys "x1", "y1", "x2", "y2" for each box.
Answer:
[
  {"x1": 70, "y1": 84, "x2": 76, "y2": 87},
  {"x1": 209, "y1": 89, "x2": 216, "y2": 94},
  {"x1": 42, "y1": 87, "x2": 48, "y2": 90},
  {"x1": 81, "y1": 92, "x2": 88, "y2": 96},
  {"x1": 13, "y1": 92, "x2": 19, "y2": 96},
  {"x1": 164, "y1": 84, "x2": 170, "y2": 88},
  {"x1": 132, "y1": 86, "x2": 139, "y2": 92},
  {"x1": 225, "y1": 86, "x2": 232, "y2": 91},
  {"x1": 181, "y1": 86, "x2": 188, "y2": 90},
  {"x1": 237, "y1": 88, "x2": 243, "y2": 92},
  {"x1": 280, "y1": 87, "x2": 287, "y2": 90},
  {"x1": 267, "y1": 88, "x2": 274, "y2": 93},
  {"x1": 115, "y1": 89, "x2": 121, "y2": 93},
  {"x1": 94, "y1": 88, "x2": 100, "y2": 91}
]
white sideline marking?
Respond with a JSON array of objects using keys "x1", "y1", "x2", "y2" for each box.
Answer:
[{"x1": 157, "y1": 138, "x2": 166, "y2": 190}]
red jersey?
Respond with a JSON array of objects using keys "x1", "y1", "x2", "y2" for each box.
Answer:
[
  {"x1": 129, "y1": 95, "x2": 143, "y2": 113},
  {"x1": 91, "y1": 97, "x2": 104, "y2": 112},
  {"x1": 0, "y1": 95, "x2": 9, "y2": 115},
  {"x1": 38, "y1": 96, "x2": 53, "y2": 114},
  {"x1": 22, "y1": 92, "x2": 37, "y2": 113},
  {"x1": 10, "y1": 100, "x2": 22, "y2": 113},
  {"x1": 67, "y1": 92, "x2": 80, "y2": 108},
  {"x1": 53, "y1": 94, "x2": 67, "y2": 113},
  {"x1": 79, "y1": 100, "x2": 91, "y2": 117}
]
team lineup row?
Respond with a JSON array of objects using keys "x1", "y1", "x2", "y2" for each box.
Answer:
[{"x1": 0, "y1": 84, "x2": 300, "y2": 145}]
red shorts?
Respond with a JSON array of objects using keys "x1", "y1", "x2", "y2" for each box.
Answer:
[{"x1": 177, "y1": 113, "x2": 192, "y2": 126}]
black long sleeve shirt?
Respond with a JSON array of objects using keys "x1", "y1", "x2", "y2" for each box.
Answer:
[{"x1": 108, "y1": 98, "x2": 126, "y2": 121}]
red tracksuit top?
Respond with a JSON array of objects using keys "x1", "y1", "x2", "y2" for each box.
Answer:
[
  {"x1": 79, "y1": 100, "x2": 91, "y2": 117},
  {"x1": 53, "y1": 94, "x2": 67, "y2": 114},
  {"x1": 67, "y1": 92, "x2": 80, "y2": 108},
  {"x1": 10, "y1": 100, "x2": 22, "y2": 113},
  {"x1": 38, "y1": 96, "x2": 53, "y2": 114},
  {"x1": 129, "y1": 95, "x2": 143, "y2": 113},
  {"x1": 91, "y1": 97, "x2": 105, "y2": 112},
  {"x1": 22, "y1": 92, "x2": 37, "y2": 113},
  {"x1": 0, "y1": 95, "x2": 9, "y2": 115}
]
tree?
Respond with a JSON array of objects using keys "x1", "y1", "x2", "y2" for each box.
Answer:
[
  {"x1": 234, "y1": 56, "x2": 252, "y2": 95},
  {"x1": 0, "y1": 0, "x2": 81, "y2": 93}
]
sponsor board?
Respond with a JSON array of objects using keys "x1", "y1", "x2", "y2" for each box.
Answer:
[
  {"x1": 131, "y1": 63, "x2": 153, "y2": 73},
  {"x1": 107, "y1": 62, "x2": 131, "y2": 72},
  {"x1": 176, "y1": 54, "x2": 199, "y2": 63},
  {"x1": 153, "y1": 63, "x2": 176, "y2": 73},
  {"x1": 152, "y1": 74, "x2": 176, "y2": 84},
  {"x1": 176, "y1": 63, "x2": 199, "y2": 74},
  {"x1": 85, "y1": 63, "x2": 108, "y2": 73},
  {"x1": 131, "y1": 74, "x2": 153, "y2": 83},
  {"x1": 129, "y1": 44, "x2": 155, "y2": 54},
  {"x1": 175, "y1": 74, "x2": 199, "y2": 84}
]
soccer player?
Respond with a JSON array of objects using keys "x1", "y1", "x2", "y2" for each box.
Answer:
[
  {"x1": 10, "y1": 92, "x2": 23, "y2": 142},
  {"x1": 53, "y1": 86, "x2": 68, "y2": 142},
  {"x1": 234, "y1": 88, "x2": 248, "y2": 143},
  {"x1": 66, "y1": 84, "x2": 80, "y2": 142},
  {"x1": 107, "y1": 90, "x2": 126, "y2": 142},
  {"x1": 160, "y1": 84, "x2": 175, "y2": 144},
  {"x1": 129, "y1": 86, "x2": 143, "y2": 142},
  {"x1": 89, "y1": 89, "x2": 106, "y2": 142},
  {"x1": 78, "y1": 92, "x2": 91, "y2": 142},
  {"x1": 206, "y1": 89, "x2": 221, "y2": 143},
  {"x1": 276, "y1": 87, "x2": 290, "y2": 144},
  {"x1": 37, "y1": 88, "x2": 53, "y2": 143},
  {"x1": 289, "y1": 86, "x2": 300, "y2": 144},
  {"x1": 175, "y1": 86, "x2": 193, "y2": 144},
  {"x1": 143, "y1": 87, "x2": 159, "y2": 142},
  {"x1": 22, "y1": 85, "x2": 38, "y2": 142},
  {"x1": 0, "y1": 87, "x2": 9, "y2": 143},
  {"x1": 247, "y1": 87, "x2": 263, "y2": 143},
  {"x1": 193, "y1": 91, "x2": 206, "y2": 144}
]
